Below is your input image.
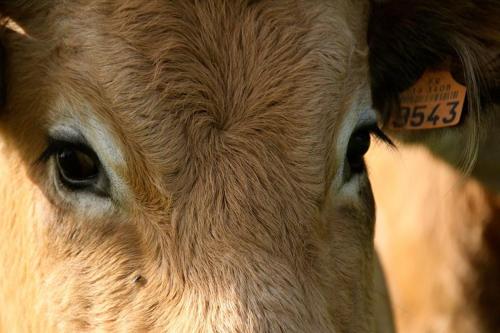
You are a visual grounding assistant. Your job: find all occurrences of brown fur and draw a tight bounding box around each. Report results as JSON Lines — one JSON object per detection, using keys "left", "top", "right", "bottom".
{"left": 0, "top": 1, "right": 388, "bottom": 332}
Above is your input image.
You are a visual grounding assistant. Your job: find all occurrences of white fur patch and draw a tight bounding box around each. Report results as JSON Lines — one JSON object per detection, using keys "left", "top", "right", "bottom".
{"left": 331, "top": 89, "right": 376, "bottom": 198}
{"left": 48, "top": 96, "right": 131, "bottom": 215}
{"left": 6, "top": 19, "right": 27, "bottom": 36}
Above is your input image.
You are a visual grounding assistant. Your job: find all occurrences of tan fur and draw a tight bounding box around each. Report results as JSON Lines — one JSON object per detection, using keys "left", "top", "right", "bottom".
{"left": 368, "top": 125, "right": 500, "bottom": 332}
{"left": 0, "top": 1, "right": 389, "bottom": 332}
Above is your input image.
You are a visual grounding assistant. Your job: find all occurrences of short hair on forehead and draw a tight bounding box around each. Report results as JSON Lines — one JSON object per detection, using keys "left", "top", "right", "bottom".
{"left": 83, "top": 0, "right": 359, "bottom": 125}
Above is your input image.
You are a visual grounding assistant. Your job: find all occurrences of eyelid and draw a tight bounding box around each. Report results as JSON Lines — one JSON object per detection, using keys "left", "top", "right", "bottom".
{"left": 35, "top": 137, "right": 98, "bottom": 165}
{"left": 353, "top": 109, "right": 393, "bottom": 147}
{"left": 353, "top": 122, "right": 395, "bottom": 148}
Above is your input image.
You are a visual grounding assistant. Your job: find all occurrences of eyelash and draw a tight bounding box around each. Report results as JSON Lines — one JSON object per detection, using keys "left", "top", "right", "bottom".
{"left": 368, "top": 126, "right": 395, "bottom": 147}
{"left": 35, "top": 138, "right": 97, "bottom": 165}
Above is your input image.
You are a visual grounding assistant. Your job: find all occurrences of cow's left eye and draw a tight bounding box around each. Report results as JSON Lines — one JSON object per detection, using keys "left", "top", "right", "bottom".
{"left": 346, "top": 125, "right": 393, "bottom": 175}
{"left": 347, "top": 127, "right": 371, "bottom": 174}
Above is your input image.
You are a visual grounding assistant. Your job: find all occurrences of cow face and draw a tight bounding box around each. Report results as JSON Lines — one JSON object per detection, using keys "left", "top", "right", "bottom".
{"left": 0, "top": 1, "right": 380, "bottom": 332}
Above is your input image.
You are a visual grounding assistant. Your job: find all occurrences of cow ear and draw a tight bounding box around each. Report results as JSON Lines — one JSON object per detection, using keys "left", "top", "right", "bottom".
{"left": 0, "top": 38, "right": 5, "bottom": 107}
{"left": 369, "top": 0, "right": 500, "bottom": 128}
{"left": 0, "top": 1, "right": 52, "bottom": 107}
{"left": 0, "top": 1, "right": 50, "bottom": 23}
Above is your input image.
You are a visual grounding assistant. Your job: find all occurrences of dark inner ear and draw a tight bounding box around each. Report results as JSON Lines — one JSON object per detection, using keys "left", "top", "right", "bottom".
{"left": 0, "top": 0, "right": 58, "bottom": 87}
{"left": 368, "top": 0, "right": 500, "bottom": 122}
{"left": 0, "top": 39, "right": 4, "bottom": 106}
{"left": 0, "top": 1, "right": 49, "bottom": 109}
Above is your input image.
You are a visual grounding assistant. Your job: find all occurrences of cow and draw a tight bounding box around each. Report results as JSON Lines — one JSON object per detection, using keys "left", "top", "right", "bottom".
{"left": 0, "top": 0, "right": 497, "bottom": 332}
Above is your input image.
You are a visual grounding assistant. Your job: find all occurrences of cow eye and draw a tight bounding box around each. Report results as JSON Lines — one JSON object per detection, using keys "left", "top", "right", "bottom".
{"left": 347, "top": 127, "right": 371, "bottom": 174}
{"left": 39, "top": 139, "right": 106, "bottom": 193}
{"left": 346, "top": 125, "right": 393, "bottom": 175}
{"left": 56, "top": 144, "right": 99, "bottom": 188}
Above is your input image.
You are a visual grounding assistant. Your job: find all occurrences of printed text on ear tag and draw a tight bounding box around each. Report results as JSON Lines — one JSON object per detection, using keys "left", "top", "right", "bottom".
{"left": 389, "top": 70, "right": 467, "bottom": 130}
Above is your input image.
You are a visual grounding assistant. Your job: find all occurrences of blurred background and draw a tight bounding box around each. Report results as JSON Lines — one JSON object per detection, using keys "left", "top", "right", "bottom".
{"left": 367, "top": 134, "right": 500, "bottom": 333}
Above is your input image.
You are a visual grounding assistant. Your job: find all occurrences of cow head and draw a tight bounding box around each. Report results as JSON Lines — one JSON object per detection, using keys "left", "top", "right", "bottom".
{"left": 0, "top": 1, "right": 381, "bottom": 332}
{"left": 0, "top": 0, "right": 497, "bottom": 332}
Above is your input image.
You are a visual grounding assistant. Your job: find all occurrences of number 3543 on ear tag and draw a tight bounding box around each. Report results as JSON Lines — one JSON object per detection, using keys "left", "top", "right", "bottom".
{"left": 389, "top": 70, "right": 467, "bottom": 130}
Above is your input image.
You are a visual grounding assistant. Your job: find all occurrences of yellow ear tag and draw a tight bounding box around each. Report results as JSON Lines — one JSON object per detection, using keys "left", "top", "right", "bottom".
{"left": 389, "top": 70, "right": 467, "bottom": 130}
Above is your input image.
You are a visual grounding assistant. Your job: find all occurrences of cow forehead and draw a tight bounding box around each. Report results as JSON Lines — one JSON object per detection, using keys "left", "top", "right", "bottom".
{"left": 79, "top": 2, "right": 364, "bottom": 101}
{"left": 51, "top": 0, "right": 368, "bottom": 117}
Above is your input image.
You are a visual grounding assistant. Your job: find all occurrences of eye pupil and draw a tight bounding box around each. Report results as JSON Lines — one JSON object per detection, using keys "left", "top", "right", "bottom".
{"left": 347, "top": 129, "right": 371, "bottom": 173}
{"left": 56, "top": 147, "right": 98, "bottom": 185}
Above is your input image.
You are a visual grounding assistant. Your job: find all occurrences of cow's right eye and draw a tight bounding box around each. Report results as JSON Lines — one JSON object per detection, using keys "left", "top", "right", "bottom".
{"left": 39, "top": 138, "right": 108, "bottom": 195}
{"left": 55, "top": 144, "right": 99, "bottom": 189}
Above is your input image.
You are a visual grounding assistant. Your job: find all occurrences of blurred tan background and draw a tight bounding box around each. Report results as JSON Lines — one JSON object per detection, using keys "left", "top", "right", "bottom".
{"left": 368, "top": 140, "right": 500, "bottom": 333}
